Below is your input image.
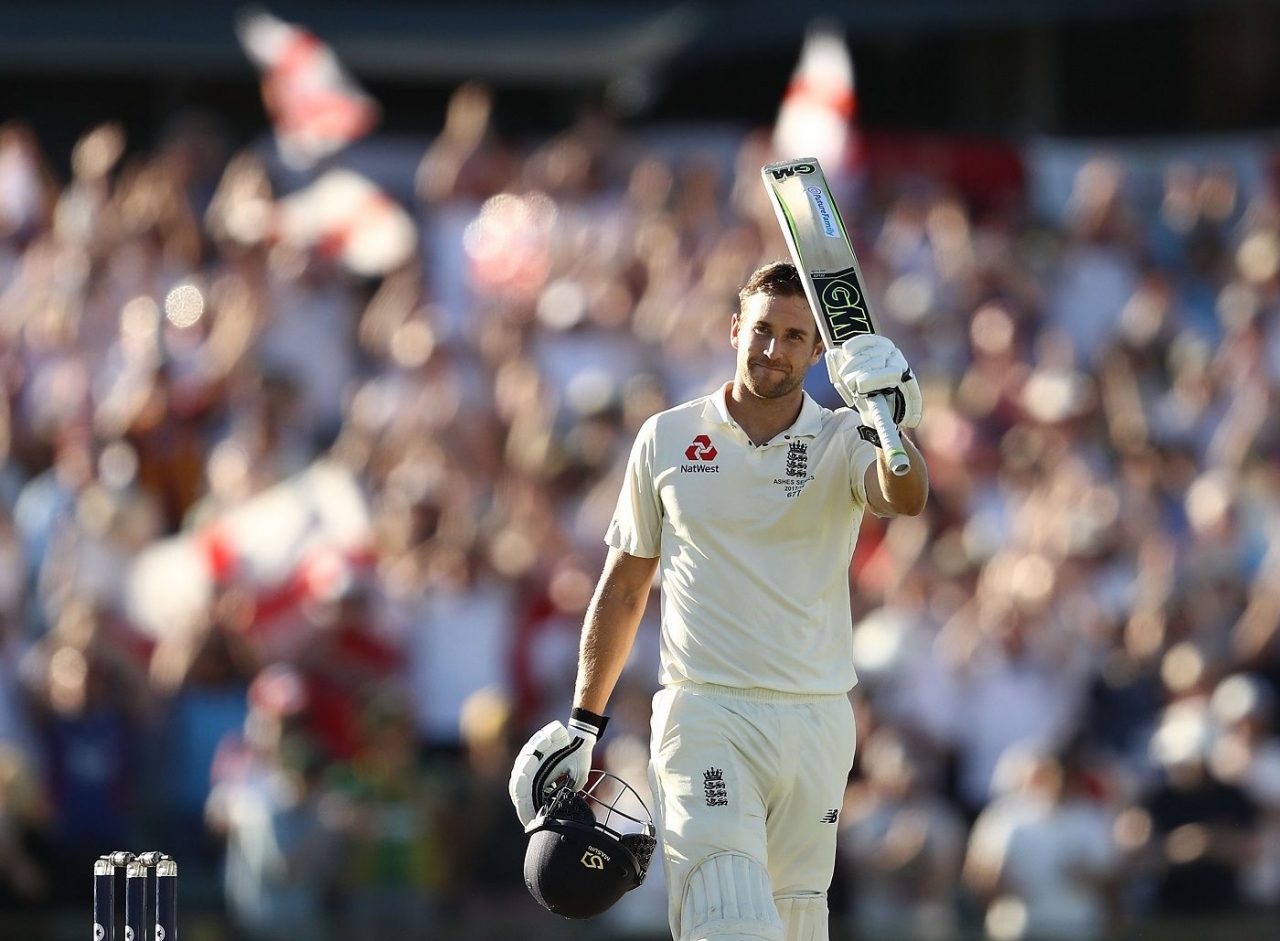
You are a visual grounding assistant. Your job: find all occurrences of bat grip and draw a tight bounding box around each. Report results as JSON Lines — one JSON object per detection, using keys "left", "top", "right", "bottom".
{"left": 869, "top": 394, "right": 911, "bottom": 476}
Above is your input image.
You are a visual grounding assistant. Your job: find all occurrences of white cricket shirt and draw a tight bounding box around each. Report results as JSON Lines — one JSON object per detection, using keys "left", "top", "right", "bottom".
{"left": 605, "top": 383, "right": 878, "bottom": 695}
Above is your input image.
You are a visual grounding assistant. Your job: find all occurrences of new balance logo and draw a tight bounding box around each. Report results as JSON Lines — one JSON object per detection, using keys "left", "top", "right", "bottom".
{"left": 820, "top": 809, "right": 839, "bottom": 824}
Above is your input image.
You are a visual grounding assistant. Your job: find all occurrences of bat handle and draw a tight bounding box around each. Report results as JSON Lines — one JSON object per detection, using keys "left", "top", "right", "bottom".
{"left": 869, "top": 394, "right": 911, "bottom": 476}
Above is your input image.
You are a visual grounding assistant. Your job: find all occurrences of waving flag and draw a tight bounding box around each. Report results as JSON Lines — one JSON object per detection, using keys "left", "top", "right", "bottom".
{"left": 236, "top": 8, "right": 379, "bottom": 170}
{"left": 276, "top": 169, "right": 417, "bottom": 276}
{"left": 125, "top": 460, "right": 375, "bottom": 641}
{"left": 772, "top": 23, "right": 858, "bottom": 174}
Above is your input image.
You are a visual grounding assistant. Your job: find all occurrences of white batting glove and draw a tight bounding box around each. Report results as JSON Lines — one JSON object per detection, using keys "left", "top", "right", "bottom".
{"left": 825, "top": 335, "right": 923, "bottom": 432}
{"left": 509, "top": 709, "right": 607, "bottom": 827}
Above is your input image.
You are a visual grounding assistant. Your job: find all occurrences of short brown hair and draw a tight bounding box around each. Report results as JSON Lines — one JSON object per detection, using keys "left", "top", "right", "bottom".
{"left": 738, "top": 261, "right": 804, "bottom": 308}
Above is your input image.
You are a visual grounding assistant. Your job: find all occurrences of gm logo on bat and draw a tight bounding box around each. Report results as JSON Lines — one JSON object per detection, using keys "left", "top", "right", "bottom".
{"left": 768, "top": 163, "right": 816, "bottom": 179}
{"left": 813, "top": 267, "right": 874, "bottom": 343}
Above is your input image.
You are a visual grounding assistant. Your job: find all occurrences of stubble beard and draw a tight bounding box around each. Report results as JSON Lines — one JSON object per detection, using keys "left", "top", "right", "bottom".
{"left": 742, "top": 361, "right": 804, "bottom": 399}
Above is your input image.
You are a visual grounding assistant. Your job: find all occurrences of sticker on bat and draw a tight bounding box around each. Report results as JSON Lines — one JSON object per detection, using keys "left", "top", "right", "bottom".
{"left": 812, "top": 266, "right": 874, "bottom": 341}
{"left": 804, "top": 185, "right": 842, "bottom": 239}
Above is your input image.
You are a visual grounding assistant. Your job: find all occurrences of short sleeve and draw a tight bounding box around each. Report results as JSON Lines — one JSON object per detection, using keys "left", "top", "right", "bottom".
{"left": 604, "top": 416, "right": 662, "bottom": 558}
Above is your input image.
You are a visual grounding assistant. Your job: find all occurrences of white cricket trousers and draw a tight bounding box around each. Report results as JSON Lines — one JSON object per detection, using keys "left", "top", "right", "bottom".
{"left": 648, "top": 683, "right": 857, "bottom": 941}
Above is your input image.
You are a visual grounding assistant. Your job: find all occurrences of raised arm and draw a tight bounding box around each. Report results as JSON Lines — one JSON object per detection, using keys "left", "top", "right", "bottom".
{"left": 824, "top": 334, "right": 929, "bottom": 517}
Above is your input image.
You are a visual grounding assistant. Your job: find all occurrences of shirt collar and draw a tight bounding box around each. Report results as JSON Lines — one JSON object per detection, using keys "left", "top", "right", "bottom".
{"left": 702, "top": 382, "right": 825, "bottom": 439}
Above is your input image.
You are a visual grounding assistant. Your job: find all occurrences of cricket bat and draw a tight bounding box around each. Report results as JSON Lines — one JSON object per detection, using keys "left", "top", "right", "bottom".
{"left": 760, "top": 157, "right": 910, "bottom": 475}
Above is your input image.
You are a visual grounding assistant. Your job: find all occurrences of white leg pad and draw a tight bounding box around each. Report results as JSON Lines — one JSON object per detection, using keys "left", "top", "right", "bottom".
{"left": 678, "top": 852, "right": 784, "bottom": 941}
{"left": 775, "top": 893, "right": 828, "bottom": 941}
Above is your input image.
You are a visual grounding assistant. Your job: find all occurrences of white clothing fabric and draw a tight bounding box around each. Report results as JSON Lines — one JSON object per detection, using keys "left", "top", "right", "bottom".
{"left": 649, "top": 684, "right": 856, "bottom": 940}
{"left": 408, "top": 576, "right": 513, "bottom": 745}
{"left": 968, "top": 796, "right": 1117, "bottom": 940}
{"left": 605, "top": 384, "right": 877, "bottom": 695}
{"left": 955, "top": 653, "right": 1080, "bottom": 808}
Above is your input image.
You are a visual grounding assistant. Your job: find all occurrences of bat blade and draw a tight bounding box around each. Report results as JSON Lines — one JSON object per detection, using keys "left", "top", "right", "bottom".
{"left": 761, "top": 157, "right": 910, "bottom": 475}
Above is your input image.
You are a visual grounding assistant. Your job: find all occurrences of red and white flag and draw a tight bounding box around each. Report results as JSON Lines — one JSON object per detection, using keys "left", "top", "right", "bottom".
{"left": 275, "top": 168, "right": 418, "bottom": 276}
{"left": 772, "top": 23, "right": 858, "bottom": 174}
{"left": 236, "top": 8, "right": 379, "bottom": 170}
{"left": 125, "top": 460, "right": 375, "bottom": 642}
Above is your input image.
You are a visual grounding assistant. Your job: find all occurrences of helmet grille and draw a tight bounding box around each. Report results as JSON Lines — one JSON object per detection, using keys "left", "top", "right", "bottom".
{"left": 546, "top": 787, "right": 595, "bottom": 827}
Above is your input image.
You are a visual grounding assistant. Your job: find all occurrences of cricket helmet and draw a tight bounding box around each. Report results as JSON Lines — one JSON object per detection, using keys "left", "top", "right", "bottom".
{"left": 523, "top": 769, "right": 658, "bottom": 919}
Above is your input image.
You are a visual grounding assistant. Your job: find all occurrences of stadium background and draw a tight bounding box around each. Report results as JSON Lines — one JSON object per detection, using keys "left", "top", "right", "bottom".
{"left": 1, "top": 1, "right": 1279, "bottom": 939}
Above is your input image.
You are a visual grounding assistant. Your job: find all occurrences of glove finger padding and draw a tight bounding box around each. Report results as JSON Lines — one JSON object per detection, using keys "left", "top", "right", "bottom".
{"left": 840, "top": 335, "right": 908, "bottom": 396}
{"left": 509, "top": 720, "right": 597, "bottom": 827}
{"left": 840, "top": 334, "right": 896, "bottom": 366}
{"left": 827, "top": 337, "right": 923, "bottom": 435}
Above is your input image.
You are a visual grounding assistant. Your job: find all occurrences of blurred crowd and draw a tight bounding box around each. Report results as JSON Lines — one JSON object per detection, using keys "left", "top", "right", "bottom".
{"left": 0, "top": 82, "right": 1278, "bottom": 941}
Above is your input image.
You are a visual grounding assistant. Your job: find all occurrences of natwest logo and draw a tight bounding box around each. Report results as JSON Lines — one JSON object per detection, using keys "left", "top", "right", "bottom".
{"left": 684, "top": 435, "right": 717, "bottom": 461}
{"left": 681, "top": 434, "right": 720, "bottom": 473}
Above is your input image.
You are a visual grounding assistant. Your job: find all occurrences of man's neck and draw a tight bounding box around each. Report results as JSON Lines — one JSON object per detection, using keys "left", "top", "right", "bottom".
{"left": 725, "top": 380, "right": 805, "bottom": 446}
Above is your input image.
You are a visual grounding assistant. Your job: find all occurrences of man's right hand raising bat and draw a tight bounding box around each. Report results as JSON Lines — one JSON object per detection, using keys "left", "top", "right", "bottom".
{"left": 761, "top": 156, "right": 918, "bottom": 474}
{"left": 826, "top": 334, "right": 923, "bottom": 448}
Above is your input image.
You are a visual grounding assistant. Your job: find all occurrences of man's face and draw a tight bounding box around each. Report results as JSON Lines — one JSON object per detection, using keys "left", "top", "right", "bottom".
{"left": 731, "top": 291, "right": 823, "bottom": 400}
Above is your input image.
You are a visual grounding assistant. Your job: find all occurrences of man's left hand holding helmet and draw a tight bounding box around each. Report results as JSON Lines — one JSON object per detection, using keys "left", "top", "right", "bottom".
{"left": 509, "top": 707, "right": 608, "bottom": 827}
